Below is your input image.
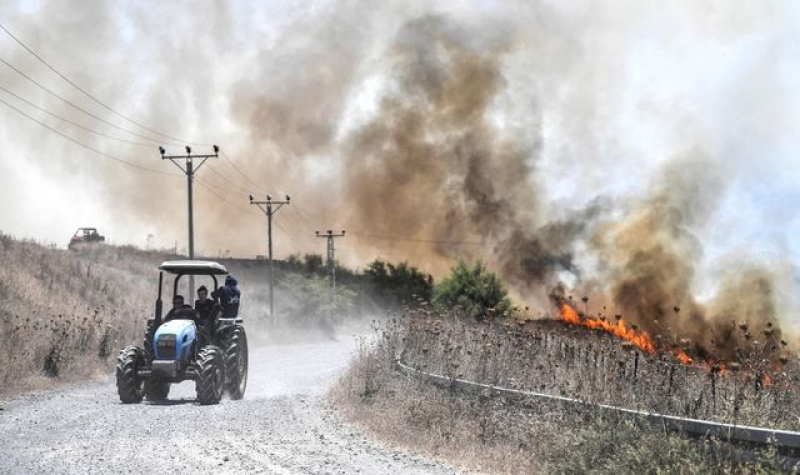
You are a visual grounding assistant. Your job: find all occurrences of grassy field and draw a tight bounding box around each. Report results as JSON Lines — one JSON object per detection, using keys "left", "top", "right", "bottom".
{"left": 332, "top": 309, "right": 799, "bottom": 473}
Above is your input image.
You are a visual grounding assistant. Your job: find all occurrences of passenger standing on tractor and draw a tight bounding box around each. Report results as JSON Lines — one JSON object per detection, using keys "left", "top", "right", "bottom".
{"left": 214, "top": 275, "right": 241, "bottom": 318}
{"left": 195, "top": 286, "right": 216, "bottom": 347}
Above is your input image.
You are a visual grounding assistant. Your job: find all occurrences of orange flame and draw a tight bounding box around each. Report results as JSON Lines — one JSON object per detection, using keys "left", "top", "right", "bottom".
{"left": 676, "top": 351, "right": 693, "bottom": 365}
{"left": 559, "top": 303, "right": 656, "bottom": 353}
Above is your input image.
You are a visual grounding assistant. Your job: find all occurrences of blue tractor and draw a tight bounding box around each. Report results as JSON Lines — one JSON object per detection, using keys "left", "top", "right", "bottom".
{"left": 115, "top": 260, "right": 249, "bottom": 405}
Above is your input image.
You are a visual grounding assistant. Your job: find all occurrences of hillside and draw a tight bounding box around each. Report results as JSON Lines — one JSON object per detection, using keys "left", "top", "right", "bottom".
{"left": 0, "top": 235, "right": 382, "bottom": 397}
{"left": 0, "top": 237, "right": 159, "bottom": 395}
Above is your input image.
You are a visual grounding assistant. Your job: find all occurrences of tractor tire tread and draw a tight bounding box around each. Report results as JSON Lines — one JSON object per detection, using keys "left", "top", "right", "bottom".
{"left": 116, "top": 346, "right": 144, "bottom": 404}
{"left": 223, "top": 326, "right": 248, "bottom": 400}
{"left": 195, "top": 345, "right": 224, "bottom": 405}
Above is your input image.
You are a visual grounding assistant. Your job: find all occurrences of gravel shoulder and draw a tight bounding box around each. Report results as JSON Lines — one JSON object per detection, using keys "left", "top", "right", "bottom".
{"left": 0, "top": 338, "right": 460, "bottom": 475}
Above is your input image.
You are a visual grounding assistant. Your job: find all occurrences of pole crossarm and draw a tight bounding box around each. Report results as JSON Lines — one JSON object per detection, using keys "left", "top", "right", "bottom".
{"left": 249, "top": 195, "right": 290, "bottom": 216}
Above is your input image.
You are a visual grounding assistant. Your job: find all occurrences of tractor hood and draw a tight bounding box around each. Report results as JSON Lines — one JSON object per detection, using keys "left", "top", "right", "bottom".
{"left": 154, "top": 319, "right": 196, "bottom": 361}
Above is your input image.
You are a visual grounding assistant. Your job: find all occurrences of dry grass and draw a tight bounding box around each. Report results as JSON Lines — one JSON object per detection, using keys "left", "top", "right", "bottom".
{"left": 0, "top": 237, "right": 167, "bottom": 397}
{"left": 332, "top": 310, "right": 800, "bottom": 474}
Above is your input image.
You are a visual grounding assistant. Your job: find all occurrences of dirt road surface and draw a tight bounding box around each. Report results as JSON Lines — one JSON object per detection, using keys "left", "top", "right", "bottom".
{"left": 0, "top": 338, "right": 460, "bottom": 475}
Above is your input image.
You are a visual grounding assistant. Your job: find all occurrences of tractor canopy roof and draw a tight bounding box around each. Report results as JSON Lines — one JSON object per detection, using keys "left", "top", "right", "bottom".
{"left": 158, "top": 260, "right": 228, "bottom": 276}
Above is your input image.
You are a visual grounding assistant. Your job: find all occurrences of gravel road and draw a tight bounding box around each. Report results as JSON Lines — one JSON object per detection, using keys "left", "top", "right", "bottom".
{"left": 0, "top": 338, "right": 460, "bottom": 475}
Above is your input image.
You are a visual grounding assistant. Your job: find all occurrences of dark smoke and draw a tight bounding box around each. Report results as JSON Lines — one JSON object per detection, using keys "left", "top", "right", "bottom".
{"left": 1, "top": 2, "right": 792, "bottom": 357}
{"left": 339, "top": 15, "right": 580, "bottom": 285}
{"left": 584, "top": 151, "right": 782, "bottom": 360}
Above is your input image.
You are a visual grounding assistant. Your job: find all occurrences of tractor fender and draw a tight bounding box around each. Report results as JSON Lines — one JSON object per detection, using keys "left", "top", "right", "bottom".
{"left": 154, "top": 319, "right": 197, "bottom": 361}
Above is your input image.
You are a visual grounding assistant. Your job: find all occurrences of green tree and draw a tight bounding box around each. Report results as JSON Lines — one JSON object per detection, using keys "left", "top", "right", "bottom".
{"left": 303, "top": 253, "right": 324, "bottom": 275}
{"left": 433, "top": 260, "right": 512, "bottom": 321}
{"left": 277, "top": 273, "right": 356, "bottom": 334}
{"left": 365, "top": 258, "right": 433, "bottom": 309}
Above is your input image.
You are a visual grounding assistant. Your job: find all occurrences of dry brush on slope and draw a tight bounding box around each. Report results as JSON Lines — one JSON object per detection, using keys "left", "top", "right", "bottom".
{"left": 0, "top": 237, "right": 164, "bottom": 396}
{"left": 332, "top": 310, "right": 800, "bottom": 473}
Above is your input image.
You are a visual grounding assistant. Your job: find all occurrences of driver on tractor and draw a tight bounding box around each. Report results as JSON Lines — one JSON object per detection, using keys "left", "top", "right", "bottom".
{"left": 165, "top": 295, "right": 195, "bottom": 322}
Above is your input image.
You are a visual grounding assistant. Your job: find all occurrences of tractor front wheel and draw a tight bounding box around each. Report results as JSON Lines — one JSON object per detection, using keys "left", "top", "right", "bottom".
{"left": 116, "top": 346, "right": 145, "bottom": 404}
{"left": 144, "top": 380, "right": 170, "bottom": 401}
{"left": 195, "top": 346, "right": 224, "bottom": 405}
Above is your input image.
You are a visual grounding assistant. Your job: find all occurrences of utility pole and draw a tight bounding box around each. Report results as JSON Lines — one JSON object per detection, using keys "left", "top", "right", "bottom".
{"left": 249, "top": 193, "right": 290, "bottom": 322}
{"left": 160, "top": 145, "right": 219, "bottom": 295}
{"left": 315, "top": 230, "right": 345, "bottom": 296}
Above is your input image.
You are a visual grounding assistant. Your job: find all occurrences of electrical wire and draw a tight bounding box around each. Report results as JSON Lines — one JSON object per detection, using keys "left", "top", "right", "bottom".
{"left": 347, "top": 231, "right": 486, "bottom": 246}
{"left": 0, "top": 23, "right": 476, "bottom": 263}
{"left": 0, "top": 84, "right": 154, "bottom": 147}
{"left": 0, "top": 95, "right": 176, "bottom": 176}
{"left": 0, "top": 21, "right": 209, "bottom": 146}
{"left": 220, "top": 150, "right": 265, "bottom": 190}
{"left": 206, "top": 160, "right": 257, "bottom": 195}
{"left": 0, "top": 56, "right": 174, "bottom": 145}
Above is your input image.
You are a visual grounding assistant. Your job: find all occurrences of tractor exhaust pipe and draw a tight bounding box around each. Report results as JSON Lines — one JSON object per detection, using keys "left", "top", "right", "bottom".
{"left": 155, "top": 271, "right": 164, "bottom": 325}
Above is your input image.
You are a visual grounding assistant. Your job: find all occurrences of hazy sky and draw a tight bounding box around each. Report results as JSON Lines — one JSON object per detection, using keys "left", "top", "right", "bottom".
{"left": 0, "top": 0, "right": 797, "bottom": 288}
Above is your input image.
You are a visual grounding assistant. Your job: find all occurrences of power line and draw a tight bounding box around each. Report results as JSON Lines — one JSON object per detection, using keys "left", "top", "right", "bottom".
{"left": 0, "top": 95, "right": 176, "bottom": 176}
{"left": 194, "top": 175, "right": 242, "bottom": 197}
{"left": 347, "top": 231, "right": 486, "bottom": 246}
{"left": 194, "top": 180, "right": 251, "bottom": 212}
{"left": 201, "top": 181, "right": 294, "bottom": 239}
{"left": 0, "top": 84, "right": 153, "bottom": 147}
{"left": 291, "top": 204, "right": 317, "bottom": 232}
{"left": 206, "top": 160, "right": 257, "bottom": 195}
{"left": 220, "top": 150, "right": 264, "bottom": 190}
{"left": 0, "top": 56, "right": 172, "bottom": 145}
{"left": 0, "top": 21, "right": 207, "bottom": 146}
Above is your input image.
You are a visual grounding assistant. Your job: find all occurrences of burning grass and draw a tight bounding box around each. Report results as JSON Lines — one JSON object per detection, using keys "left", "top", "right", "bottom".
{"left": 332, "top": 307, "right": 800, "bottom": 473}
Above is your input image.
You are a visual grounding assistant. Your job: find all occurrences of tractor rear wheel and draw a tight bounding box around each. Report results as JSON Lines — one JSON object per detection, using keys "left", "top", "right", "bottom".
{"left": 223, "top": 326, "right": 248, "bottom": 400}
{"left": 195, "top": 346, "right": 224, "bottom": 405}
{"left": 116, "top": 346, "right": 144, "bottom": 404}
{"left": 144, "top": 380, "right": 170, "bottom": 401}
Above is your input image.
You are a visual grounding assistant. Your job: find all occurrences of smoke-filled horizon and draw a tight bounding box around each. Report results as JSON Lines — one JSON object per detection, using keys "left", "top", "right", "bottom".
{"left": 1, "top": 1, "right": 799, "bottom": 345}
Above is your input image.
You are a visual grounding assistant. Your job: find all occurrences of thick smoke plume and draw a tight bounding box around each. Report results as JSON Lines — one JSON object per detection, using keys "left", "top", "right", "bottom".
{"left": 585, "top": 151, "right": 782, "bottom": 360}
{"left": 1, "top": 1, "right": 795, "bottom": 357}
{"left": 339, "top": 15, "right": 576, "bottom": 285}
